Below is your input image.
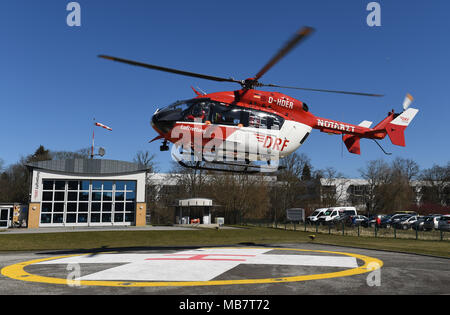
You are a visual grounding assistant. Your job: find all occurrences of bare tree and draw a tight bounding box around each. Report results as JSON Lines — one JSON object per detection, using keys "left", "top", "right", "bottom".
{"left": 50, "top": 147, "right": 91, "bottom": 160}
{"left": 358, "top": 158, "right": 420, "bottom": 214}
{"left": 318, "top": 167, "right": 350, "bottom": 207}
{"left": 133, "top": 150, "right": 157, "bottom": 172}
{"left": 270, "top": 153, "right": 317, "bottom": 223}
{"left": 391, "top": 157, "right": 420, "bottom": 182}
{"left": 420, "top": 162, "right": 450, "bottom": 206}
{"left": 208, "top": 172, "right": 270, "bottom": 224}
{"left": 279, "top": 153, "right": 311, "bottom": 180}
{"left": 358, "top": 159, "right": 391, "bottom": 214}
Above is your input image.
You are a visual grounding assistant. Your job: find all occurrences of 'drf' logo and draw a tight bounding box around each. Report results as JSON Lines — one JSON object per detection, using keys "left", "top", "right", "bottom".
{"left": 255, "top": 134, "right": 290, "bottom": 152}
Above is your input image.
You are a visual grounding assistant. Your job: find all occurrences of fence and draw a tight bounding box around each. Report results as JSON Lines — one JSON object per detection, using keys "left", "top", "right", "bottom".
{"left": 242, "top": 220, "right": 450, "bottom": 241}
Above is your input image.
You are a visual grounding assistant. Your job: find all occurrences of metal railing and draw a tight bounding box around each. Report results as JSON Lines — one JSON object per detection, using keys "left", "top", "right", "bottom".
{"left": 242, "top": 220, "right": 449, "bottom": 241}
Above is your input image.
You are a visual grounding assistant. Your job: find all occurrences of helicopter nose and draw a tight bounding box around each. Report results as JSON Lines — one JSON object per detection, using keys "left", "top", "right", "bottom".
{"left": 151, "top": 109, "right": 181, "bottom": 134}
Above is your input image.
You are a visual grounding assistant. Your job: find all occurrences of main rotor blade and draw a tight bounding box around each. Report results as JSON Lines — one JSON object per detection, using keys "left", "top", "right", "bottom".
{"left": 98, "top": 55, "right": 240, "bottom": 84}
{"left": 259, "top": 83, "right": 384, "bottom": 97}
{"left": 254, "top": 26, "right": 315, "bottom": 81}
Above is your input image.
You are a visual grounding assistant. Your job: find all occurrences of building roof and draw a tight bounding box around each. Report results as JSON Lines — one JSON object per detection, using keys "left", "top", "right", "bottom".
{"left": 178, "top": 198, "right": 213, "bottom": 207}
{"left": 26, "top": 159, "right": 150, "bottom": 175}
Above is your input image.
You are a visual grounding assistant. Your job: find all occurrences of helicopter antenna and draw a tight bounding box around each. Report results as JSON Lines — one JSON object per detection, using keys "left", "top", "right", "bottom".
{"left": 196, "top": 86, "right": 207, "bottom": 95}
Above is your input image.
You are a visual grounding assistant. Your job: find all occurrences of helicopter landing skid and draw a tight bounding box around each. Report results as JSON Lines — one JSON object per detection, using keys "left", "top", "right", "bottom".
{"left": 173, "top": 155, "right": 283, "bottom": 174}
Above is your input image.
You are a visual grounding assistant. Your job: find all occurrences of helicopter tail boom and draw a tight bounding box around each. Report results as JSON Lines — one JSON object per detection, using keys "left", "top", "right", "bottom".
{"left": 341, "top": 107, "right": 418, "bottom": 154}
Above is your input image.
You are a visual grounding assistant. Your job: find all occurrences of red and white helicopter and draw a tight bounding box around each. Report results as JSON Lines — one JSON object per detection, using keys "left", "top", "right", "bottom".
{"left": 99, "top": 27, "right": 418, "bottom": 173}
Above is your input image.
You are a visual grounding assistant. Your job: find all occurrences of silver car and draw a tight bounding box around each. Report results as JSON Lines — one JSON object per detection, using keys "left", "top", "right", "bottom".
{"left": 396, "top": 215, "right": 418, "bottom": 230}
{"left": 438, "top": 215, "right": 450, "bottom": 232}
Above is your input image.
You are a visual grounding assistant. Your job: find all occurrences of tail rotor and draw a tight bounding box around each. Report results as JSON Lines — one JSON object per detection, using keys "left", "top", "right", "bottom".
{"left": 402, "top": 93, "right": 414, "bottom": 111}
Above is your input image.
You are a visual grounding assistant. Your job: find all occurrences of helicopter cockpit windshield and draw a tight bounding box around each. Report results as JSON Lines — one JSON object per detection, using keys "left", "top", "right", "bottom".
{"left": 153, "top": 98, "right": 286, "bottom": 134}
{"left": 162, "top": 99, "right": 192, "bottom": 113}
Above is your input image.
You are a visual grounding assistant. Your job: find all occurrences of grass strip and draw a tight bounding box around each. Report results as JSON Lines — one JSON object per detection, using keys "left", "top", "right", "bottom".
{"left": 0, "top": 227, "right": 448, "bottom": 258}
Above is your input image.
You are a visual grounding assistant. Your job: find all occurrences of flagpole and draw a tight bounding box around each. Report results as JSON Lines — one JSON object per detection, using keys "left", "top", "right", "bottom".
{"left": 91, "top": 118, "right": 95, "bottom": 159}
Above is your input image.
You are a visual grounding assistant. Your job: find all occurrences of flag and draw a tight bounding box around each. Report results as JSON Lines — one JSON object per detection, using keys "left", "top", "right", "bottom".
{"left": 95, "top": 122, "right": 112, "bottom": 131}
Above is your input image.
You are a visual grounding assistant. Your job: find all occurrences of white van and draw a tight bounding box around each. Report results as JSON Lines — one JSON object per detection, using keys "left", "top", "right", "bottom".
{"left": 318, "top": 207, "right": 357, "bottom": 224}
{"left": 307, "top": 208, "right": 327, "bottom": 223}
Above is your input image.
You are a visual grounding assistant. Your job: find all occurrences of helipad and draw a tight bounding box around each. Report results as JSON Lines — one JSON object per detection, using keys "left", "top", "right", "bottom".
{"left": 1, "top": 247, "right": 383, "bottom": 287}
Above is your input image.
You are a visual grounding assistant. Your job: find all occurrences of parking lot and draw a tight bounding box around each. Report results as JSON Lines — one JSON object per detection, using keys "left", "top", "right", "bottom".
{"left": 260, "top": 212, "right": 450, "bottom": 242}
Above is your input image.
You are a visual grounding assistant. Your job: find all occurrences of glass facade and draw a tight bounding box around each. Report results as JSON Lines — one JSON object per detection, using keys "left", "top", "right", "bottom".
{"left": 40, "top": 180, "right": 136, "bottom": 226}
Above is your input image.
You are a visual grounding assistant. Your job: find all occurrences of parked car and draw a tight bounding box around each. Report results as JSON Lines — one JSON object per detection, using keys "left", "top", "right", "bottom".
{"left": 394, "top": 215, "right": 418, "bottom": 230}
{"left": 394, "top": 211, "right": 418, "bottom": 216}
{"left": 330, "top": 214, "right": 365, "bottom": 226}
{"left": 379, "top": 215, "right": 393, "bottom": 228}
{"left": 380, "top": 214, "right": 410, "bottom": 228}
{"left": 361, "top": 215, "right": 384, "bottom": 228}
{"left": 437, "top": 215, "right": 450, "bottom": 232}
{"left": 318, "top": 207, "right": 357, "bottom": 225}
{"left": 330, "top": 214, "right": 351, "bottom": 226}
{"left": 423, "top": 215, "right": 442, "bottom": 231}
{"left": 350, "top": 215, "right": 368, "bottom": 226}
{"left": 307, "top": 208, "right": 327, "bottom": 224}
{"left": 411, "top": 216, "right": 427, "bottom": 231}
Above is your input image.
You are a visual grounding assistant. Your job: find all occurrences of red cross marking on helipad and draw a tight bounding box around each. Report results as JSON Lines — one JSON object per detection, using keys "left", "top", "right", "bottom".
{"left": 145, "top": 254, "right": 256, "bottom": 261}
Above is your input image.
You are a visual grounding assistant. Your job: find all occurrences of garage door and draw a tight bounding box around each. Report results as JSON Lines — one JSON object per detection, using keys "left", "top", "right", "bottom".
{"left": 40, "top": 180, "right": 136, "bottom": 227}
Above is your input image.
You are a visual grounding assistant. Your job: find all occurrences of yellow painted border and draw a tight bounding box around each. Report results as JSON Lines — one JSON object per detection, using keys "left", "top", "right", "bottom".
{"left": 1, "top": 247, "right": 383, "bottom": 287}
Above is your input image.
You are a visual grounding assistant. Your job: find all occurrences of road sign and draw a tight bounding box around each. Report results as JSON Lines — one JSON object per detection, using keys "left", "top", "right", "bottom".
{"left": 286, "top": 208, "right": 305, "bottom": 222}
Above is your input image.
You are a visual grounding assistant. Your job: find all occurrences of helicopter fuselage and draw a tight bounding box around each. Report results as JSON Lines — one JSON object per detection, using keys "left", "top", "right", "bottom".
{"left": 151, "top": 89, "right": 344, "bottom": 161}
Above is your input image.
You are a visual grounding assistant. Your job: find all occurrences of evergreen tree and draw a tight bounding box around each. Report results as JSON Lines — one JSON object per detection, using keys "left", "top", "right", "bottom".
{"left": 27, "top": 145, "right": 51, "bottom": 163}
{"left": 301, "top": 163, "right": 312, "bottom": 181}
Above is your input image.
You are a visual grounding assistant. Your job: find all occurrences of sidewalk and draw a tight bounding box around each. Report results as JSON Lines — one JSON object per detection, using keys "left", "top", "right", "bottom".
{"left": 0, "top": 224, "right": 237, "bottom": 234}
{"left": 0, "top": 225, "right": 198, "bottom": 234}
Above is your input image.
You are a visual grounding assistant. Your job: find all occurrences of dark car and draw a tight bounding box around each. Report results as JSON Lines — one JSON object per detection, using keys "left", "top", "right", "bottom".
{"left": 362, "top": 215, "right": 384, "bottom": 228}
{"left": 411, "top": 216, "right": 427, "bottom": 231}
{"left": 351, "top": 215, "right": 368, "bottom": 226}
{"left": 423, "top": 215, "right": 442, "bottom": 231}
{"left": 379, "top": 214, "right": 394, "bottom": 228}
{"left": 330, "top": 214, "right": 351, "bottom": 226}
{"left": 380, "top": 214, "right": 411, "bottom": 228}
{"left": 438, "top": 215, "right": 450, "bottom": 232}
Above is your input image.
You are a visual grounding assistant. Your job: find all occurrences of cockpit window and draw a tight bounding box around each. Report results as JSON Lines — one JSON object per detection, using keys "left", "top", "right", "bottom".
{"left": 184, "top": 101, "right": 211, "bottom": 123}
{"left": 247, "top": 110, "right": 282, "bottom": 130}
{"left": 166, "top": 98, "right": 285, "bottom": 129}
{"left": 211, "top": 103, "right": 284, "bottom": 129}
{"left": 164, "top": 100, "right": 192, "bottom": 112}
{"left": 211, "top": 104, "right": 245, "bottom": 126}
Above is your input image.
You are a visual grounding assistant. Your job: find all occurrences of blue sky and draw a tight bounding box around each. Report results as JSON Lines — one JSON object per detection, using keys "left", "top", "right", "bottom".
{"left": 1, "top": 0, "right": 449, "bottom": 177}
